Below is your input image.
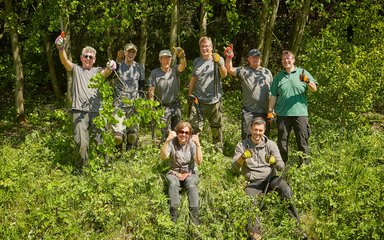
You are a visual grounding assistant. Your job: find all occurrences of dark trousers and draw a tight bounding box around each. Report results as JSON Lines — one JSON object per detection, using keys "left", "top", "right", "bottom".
{"left": 241, "top": 109, "right": 270, "bottom": 140}
{"left": 72, "top": 111, "right": 102, "bottom": 170}
{"left": 245, "top": 176, "right": 300, "bottom": 234}
{"left": 189, "top": 101, "right": 223, "bottom": 150}
{"left": 276, "top": 116, "right": 311, "bottom": 164}
{"left": 161, "top": 102, "right": 181, "bottom": 142}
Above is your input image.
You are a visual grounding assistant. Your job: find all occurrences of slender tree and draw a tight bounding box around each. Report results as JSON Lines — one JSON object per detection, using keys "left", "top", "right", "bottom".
{"left": 42, "top": 32, "right": 63, "bottom": 100}
{"left": 4, "top": 0, "right": 27, "bottom": 124}
{"left": 170, "top": 0, "right": 179, "bottom": 49}
{"left": 199, "top": 0, "right": 209, "bottom": 37}
{"left": 290, "top": 0, "right": 311, "bottom": 54}
{"left": 138, "top": 8, "right": 148, "bottom": 68}
{"left": 257, "top": 1, "right": 268, "bottom": 52}
{"left": 262, "top": 0, "right": 280, "bottom": 67}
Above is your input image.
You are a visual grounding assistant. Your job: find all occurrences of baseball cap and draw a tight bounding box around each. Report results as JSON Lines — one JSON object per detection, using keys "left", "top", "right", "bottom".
{"left": 124, "top": 43, "right": 137, "bottom": 51}
{"left": 248, "top": 49, "right": 261, "bottom": 57}
{"left": 159, "top": 50, "right": 172, "bottom": 58}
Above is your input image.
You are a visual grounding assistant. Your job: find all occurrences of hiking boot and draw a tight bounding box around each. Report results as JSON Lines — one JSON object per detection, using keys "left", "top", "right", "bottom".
{"left": 189, "top": 207, "right": 200, "bottom": 225}
{"left": 247, "top": 231, "right": 262, "bottom": 240}
{"left": 170, "top": 207, "right": 178, "bottom": 222}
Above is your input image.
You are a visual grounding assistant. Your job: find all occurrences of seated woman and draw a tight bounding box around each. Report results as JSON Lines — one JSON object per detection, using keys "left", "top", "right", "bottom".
{"left": 160, "top": 121, "right": 203, "bottom": 224}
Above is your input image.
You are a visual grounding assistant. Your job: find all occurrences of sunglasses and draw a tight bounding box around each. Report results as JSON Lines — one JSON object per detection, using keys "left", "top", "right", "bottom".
{"left": 178, "top": 130, "right": 190, "bottom": 135}
{"left": 82, "top": 55, "right": 94, "bottom": 60}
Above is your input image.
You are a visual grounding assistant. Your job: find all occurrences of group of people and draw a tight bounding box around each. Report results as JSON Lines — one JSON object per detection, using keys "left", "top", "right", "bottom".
{"left": 55, "top": 34, "right": 316, "bottom": 239}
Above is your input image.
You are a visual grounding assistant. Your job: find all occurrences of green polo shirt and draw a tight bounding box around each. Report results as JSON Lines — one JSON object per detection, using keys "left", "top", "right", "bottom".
{"left": 270, "top": 67, "right": 317, "bottom": 116}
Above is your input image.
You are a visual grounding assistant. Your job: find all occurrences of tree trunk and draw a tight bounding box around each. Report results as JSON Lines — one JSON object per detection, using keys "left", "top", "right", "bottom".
{"left": 170, "top": 0, "right": 179, "bottom": 49}
{"left": 43, "top": 32, "right": 63, "bottom": 100}
{"left": 61, "top": 10, "right": 73, "bottom": 106}
{"left": 257, "top": 0, "right": 268, "bottom": 51}
{"left": 262, "top": 0, "right": 280, "bottom": 68}
{"left": 290, "top": 0, "right": 311, "bottom": 55}
{"left": 5, "top": 0, "right": 27, "bottom": 124}
{"left": 106, "top": 28, "right": 113, "bottom": 60}
{"left": 138, "top": 15, "right": 148, "bottom": 69}
{"left": 199, "top": 0, "right": 209, "bottom": 37}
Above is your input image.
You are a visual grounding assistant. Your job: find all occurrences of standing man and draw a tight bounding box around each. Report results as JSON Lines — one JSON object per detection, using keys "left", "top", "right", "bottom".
{"left": 148, "top": 48, "right": 187, "bottom": 143}
{"left": 269, "top": 50, "right": 317, "bottom": 164}
{"left": 225, "top": 47, "right": 273, "bottom": 139}
{"left": 232, "top": 117, "right": 303, "bottom": 240}
{"left": 113, "top": 43, "right": 145, "bottom": 151}
{"left": 188, "top": 36, "right": 227, "bottom": 152}
{"left": 55, "top": 34, "right": 116, "bottom": 172}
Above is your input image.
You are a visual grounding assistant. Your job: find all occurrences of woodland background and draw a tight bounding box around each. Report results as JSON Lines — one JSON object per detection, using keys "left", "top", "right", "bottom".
{"left": 0, "top": 0, "right": 383, "bottom": 239}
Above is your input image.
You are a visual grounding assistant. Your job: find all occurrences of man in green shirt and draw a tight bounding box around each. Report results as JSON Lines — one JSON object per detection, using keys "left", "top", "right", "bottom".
{"left": 269, "top": 50, "right": 317, "bottom": 165}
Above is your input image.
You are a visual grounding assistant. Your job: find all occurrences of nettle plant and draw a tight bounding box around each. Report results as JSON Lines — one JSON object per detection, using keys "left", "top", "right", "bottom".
{"left": 89, "top": 72, "right": 165, "bottom": 159}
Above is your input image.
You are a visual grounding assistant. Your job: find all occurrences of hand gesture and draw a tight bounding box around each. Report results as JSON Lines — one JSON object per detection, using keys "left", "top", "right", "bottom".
{"left": 55, "top": 34, "right": 65, "bottom": 50}
{"left": 106, "top": 60, "right": 117, "bottom": 71}
{"left": 212, "top": 53, "right": 224, "bottom": 66}
{"left": 299, "top": 70, "right": 310, "bottom": 83}
{"left": 266, "top": 155, "right": 276, "bottom": 165}
{"left": 266, "top": 110, "right": 276, "bottom": 123}
{"left": 116, "top": 50, "right": 124, "bottom": 63}
{"left": 188, "top": 95, "right": 198, "bottom": 105}
{"left": 224, "top": 44, "right": 234, "bottom": 59}
{"left": 191, "top": 134, "right": 200, "bottom": 146}
{"left": 178, "top": 172, "right": 191, "bottom": 181}
{"left": 172, "top": 47, "right": 185, "bottom": 59}
{"left": 166, "top": 130, "right": 177, "bottom": 141}
{"left": 242, "top": 149, "right": 252, "bottom": 159}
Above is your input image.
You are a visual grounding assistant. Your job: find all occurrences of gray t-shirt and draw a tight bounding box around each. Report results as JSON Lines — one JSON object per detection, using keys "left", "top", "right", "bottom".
{"left": 192, "top": 57, "right": 223, "bottom": 104}
{"left": 71, "top": 64, "right": 102, "bottom": 113}
{"left": 114, "top": 61, "right": 145, "bottom": 107}
{"left": 235, "top": 66, "right": 273, "bottom": 113}
{"left": 167, "top": 139, "right": 197, "bottom": 173}
{"left": 148, "top": 65, "right": 180, "bottom": 105}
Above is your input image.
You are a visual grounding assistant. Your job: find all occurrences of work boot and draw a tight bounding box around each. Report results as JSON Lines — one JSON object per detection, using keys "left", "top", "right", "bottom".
{"left": 189, "top": 207, "right": 200, "bottom": 225}
{"left": 247, "top": 222, "right": 262, "bottom": 240}
{"left": 170, "top": 207, "right": 178, "bottom": 222}
{"left": 247, "top": 231, "right": 262, "bottom": 240}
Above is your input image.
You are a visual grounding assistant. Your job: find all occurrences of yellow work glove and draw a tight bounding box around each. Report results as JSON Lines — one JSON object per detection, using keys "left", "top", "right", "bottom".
{"left": 212, "top": 53, "right": 224, "bottom": 66}
{"left": 266, "top": 155, "right": 276, "bottom": 165}
{"left": 172, "top": 47, "right": 185, "bottom": 59}
{"left": 242, "top": 149, "right": 252, "bottom": 159}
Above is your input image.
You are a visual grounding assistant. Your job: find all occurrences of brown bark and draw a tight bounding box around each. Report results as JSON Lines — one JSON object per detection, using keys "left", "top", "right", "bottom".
{"left": 170, "top": 0, "right": 179, "bottom": 49}
{"left": 43, "top": 32, "right": 63, "bottom": 100}
{"left": 290, "top": 0, "right": 311, "bottom": 55}
{"left": 199, "top": 0, "right": 209, "bottom": 38}
{"left": 262, "top": 0, "right": 280, "bottom": 68}
{"left": 138, "top": 15, "right": 148, "bottom": 68}
{"left": 61, "top": 12, "right": 73, "bottom": 106}
{"left": 5, "top": 0, "right": 27, "bottom": 124}
{"left": 257, "top": 1, "right": 268, "bottom": 51}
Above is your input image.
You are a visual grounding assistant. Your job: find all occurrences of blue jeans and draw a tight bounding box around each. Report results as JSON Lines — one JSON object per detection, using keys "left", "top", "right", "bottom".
{"left": 166, "top": 172, "right": 199, "bottom": 208}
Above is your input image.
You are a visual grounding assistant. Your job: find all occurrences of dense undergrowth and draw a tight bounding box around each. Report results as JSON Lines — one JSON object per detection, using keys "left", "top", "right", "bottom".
{"left": 0, "top": 93, "right": 383, "bottom": 240}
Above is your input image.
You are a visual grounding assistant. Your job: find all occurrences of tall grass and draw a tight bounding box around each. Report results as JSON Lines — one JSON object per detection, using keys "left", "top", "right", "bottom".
{"left": 0, "top": 95, "right": 383, "bottom": 239}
